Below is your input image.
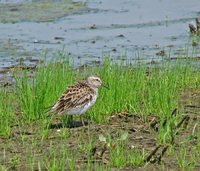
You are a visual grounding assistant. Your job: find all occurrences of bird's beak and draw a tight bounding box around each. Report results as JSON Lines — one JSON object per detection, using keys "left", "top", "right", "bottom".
{"left": 102, "top": 83, "right": 109, "bottom": 90}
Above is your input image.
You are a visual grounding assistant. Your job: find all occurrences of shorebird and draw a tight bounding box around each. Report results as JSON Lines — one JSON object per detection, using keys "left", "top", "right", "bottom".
{"left": 48, "top": 75, "right": 108, "bottom": 126}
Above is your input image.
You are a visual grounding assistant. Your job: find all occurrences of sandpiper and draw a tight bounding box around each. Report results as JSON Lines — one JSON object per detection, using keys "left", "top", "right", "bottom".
{"left": 48, "top": 76, "right": 108, "bottom": 126}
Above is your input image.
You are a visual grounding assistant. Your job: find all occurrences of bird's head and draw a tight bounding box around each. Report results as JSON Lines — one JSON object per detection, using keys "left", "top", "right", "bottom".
{"left": 87, "top": 76, "right": 109, "bottom": 89}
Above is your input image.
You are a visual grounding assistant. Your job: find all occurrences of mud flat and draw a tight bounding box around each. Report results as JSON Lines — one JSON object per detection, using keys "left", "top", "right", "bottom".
{"left": 1, "top": 0, "right": 200, "bottom": 71}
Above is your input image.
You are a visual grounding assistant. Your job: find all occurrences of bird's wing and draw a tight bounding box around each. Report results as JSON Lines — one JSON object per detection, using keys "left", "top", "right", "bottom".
{"left": 51, "top": 82, "right": 94, "bottom": 115}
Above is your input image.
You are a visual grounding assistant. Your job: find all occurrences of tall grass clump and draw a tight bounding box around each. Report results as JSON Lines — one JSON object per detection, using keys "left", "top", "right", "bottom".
{"left": 15, "top": 52, "right": 75, "bottom": 120}
{"left": 15, "top": 52, "right": 200, "bottom": 122}
{"left": 89, "top": 58, "right": 200, "bottom": 122}
{"left": 0, "top": 88, "right": 15, "bottom": 137}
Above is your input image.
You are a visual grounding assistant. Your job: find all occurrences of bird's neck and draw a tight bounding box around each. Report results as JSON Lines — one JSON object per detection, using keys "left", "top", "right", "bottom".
{"left": 79, "top": 80, "right": 98, "bottom": 94}
{"left": 89, "top": 85, "right": 98, "bottom": 94}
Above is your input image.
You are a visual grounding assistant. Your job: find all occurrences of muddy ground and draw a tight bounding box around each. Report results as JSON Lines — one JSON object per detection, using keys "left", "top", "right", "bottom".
{"left": 0, "top": 88, "right": 199, "bottom": 170}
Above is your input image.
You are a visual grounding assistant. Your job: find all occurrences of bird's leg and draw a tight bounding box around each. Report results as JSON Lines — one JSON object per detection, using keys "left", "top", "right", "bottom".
{"left": 71, "top": 115, "right": 75, "bottom": 127}
{"left": 68, "top": 115, "right": 73, "bottom": 127}
{"left": 80, "top": 115, "right": 85, "bottom": 126}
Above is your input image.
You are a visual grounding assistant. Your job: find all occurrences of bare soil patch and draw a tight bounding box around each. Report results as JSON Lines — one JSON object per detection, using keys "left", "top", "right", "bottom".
{"left": 0, "top": 89, "right": 200, "bottom": 170}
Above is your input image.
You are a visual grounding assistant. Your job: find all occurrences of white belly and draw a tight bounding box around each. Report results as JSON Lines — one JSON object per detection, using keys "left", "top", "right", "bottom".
{"left": 66, "top": 95, "right": 97, "bottom": 115}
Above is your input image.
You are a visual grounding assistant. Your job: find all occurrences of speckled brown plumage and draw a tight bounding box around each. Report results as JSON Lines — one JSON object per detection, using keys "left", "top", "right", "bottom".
{"left": 49, "top": 76, "right": 106, "bottom": 121}
{"left": 52, "top": 81, "right": 96, "bottom": 115}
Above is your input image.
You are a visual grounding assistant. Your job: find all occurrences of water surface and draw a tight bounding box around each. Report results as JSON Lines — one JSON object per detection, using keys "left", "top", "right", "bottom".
{"left": 0, "top": 0, "right": 200, "bottom": 70}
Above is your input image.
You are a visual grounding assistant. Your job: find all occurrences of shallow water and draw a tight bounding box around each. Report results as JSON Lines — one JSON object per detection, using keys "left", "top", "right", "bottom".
{"left": 0, "top": 0, "right": 200, "bottom": 70}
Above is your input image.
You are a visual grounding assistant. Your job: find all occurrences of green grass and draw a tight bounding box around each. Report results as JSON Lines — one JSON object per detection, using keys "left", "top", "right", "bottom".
{"left": 14, "top": 54, "right": 200, "bottom": 123}
{"left": 0, "top": 88, "right": 15, "bottom": 137}
{"left": 0, "top": 52, "right": 200, "bottom": 170}
{"left": 15, "top": 54, "right": 74, "bottom": 120}
{"left": 109, "top": 135, "right": 144, "bottom": 167}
